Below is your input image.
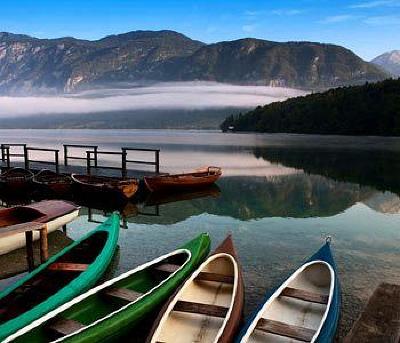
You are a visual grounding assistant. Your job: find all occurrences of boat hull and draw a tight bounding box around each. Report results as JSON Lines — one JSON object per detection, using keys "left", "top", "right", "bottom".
{"left": 0, "top": 213, "right": 120, "bottom": 341}
{"left": 72, "top": 174, "right": 139, "bottom": 201}
{"left": 148, "top": 235, "right": 244, "bottom": 343}
{"left": 6, "top": 233, "right": 211, "bottom": 343}
{"left": 0, "top": 200, "right": 80, "bottom": 255}
{"left": 144, "top": 167, "right": 222, "bottom": 192}
{"left": 236, "top": 242, "right": 341, "bottom": 343}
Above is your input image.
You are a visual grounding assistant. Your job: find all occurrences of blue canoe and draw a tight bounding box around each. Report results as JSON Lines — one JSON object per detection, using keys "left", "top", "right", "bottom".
{"left": 237, "top": 240, "right": 341, "bottom": 343}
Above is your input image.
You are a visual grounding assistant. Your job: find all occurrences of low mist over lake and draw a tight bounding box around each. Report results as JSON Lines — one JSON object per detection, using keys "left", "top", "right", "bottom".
{"left": 0, "top": 82, "right": 306, "bottom": 129}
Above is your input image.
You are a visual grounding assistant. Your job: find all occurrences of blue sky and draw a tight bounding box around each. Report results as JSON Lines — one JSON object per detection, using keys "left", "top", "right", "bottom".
{"left": 1, "top": 0, "right": 399, "bottom": 60}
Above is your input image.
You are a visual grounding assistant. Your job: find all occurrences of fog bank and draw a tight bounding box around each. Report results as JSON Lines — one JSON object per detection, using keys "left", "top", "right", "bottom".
{"left": 0, "top": 82, "right": 306, "bottom": 118}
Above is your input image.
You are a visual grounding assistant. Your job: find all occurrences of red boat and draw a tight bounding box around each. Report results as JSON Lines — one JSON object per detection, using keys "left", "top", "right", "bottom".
{"left": 144, "top": 166, "right": 222, "bottom": 192}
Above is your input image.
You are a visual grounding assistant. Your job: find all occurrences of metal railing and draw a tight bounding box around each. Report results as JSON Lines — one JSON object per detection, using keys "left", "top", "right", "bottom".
{"left": 24, "top": 147, "right": 60, "bottom": 173}
{"left": 64, "top": 144, "right": 98, "bottom": 167}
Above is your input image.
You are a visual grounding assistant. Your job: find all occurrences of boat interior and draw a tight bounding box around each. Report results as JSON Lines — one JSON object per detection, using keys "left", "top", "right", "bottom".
{"left": 0, "top": 207, "right": 44, "bottom": 228}
{"left": 35, "top": 170, "right": 72, "bottom": 184}
{"left": 0, "top": 168, "right": 33, "bottom": 181}
{"left": 246, "top": 262, "right": 332, "bottom": 343}
{"left": 0, "top": 231, "right": 108, "bottom": 325}
{"left": 152, "top": 254, "right": 236, "bottom": 343}
{"left": 14, "top": 251, "right": 190, "bottom": 342}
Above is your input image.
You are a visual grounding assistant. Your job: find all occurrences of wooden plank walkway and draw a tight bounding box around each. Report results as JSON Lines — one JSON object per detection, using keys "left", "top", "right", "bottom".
{"left": 344, "top": 282, "right": 400, "bottom": 343}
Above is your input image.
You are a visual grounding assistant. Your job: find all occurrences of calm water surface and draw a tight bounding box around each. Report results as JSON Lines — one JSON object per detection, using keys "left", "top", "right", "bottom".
{"left": 1, "top": 129, "right": 400, "bottom": 340}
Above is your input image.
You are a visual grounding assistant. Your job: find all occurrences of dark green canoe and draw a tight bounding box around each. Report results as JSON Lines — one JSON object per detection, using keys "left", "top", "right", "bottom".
{"left": 6, "top": 233, "right": 210, "bottom": 343}
{"left": 0, "top": 213, "right": 120, "bottom": 342}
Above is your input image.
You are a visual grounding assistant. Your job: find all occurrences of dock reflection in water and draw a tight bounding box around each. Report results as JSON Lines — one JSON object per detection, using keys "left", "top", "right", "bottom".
{"left": 0, "top": 130, "right": 400, "bottom": 340}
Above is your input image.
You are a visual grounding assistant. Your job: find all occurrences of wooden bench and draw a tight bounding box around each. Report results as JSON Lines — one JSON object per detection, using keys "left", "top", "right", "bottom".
{"left": 48, "top": 263, "right": 89, "bottom": 272}
{"left": 281, "top": 287, "right": 329, "bottom": 305}
{"left": 256, "top": 318, "right": 316, "bottom": 342}
{"left": 173, "top": 300, "right": 228, "bottom": 318}
{"left": 195, "top": 272, "right": 234, "bottom": 284}
{"left": 103, "top": 287, "right": 143, "bottom": 302}
{"left": 48, "top": 318, "right": 85, "bottom": 336}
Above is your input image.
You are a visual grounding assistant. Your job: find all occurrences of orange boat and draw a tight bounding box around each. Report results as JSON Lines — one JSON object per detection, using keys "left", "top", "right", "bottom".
{"left": 144, "top": 166, "right": 222, "bottom": 192}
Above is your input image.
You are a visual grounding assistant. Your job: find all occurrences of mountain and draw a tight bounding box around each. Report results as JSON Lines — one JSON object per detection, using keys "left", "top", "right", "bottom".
{"left": 221, "top": 78, "right": 400, "bottom": 136}
{"left": 0, "top": 30, "right": 388, "bottom": 95}
{"left": 371, "top": 50, "right": 400, "bottom": 76}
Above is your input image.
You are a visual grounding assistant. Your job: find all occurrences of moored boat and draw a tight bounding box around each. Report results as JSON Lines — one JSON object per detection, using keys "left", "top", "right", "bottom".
{"left": 71, "top": 174, "right": 139, "bottom": 200}
{"left": 0, "top": 213, "right": 120, "bottom": 341}
{"left": 0, "top": 168, "right": 34, "bottom": 194}
{"left": 33, "top": 170, "right": 73, "bottom": 197}
{"left": 5, "top": 233, "right": 211, "bottom": 343}
{"left": 236, "top": 239, "right": 340, "bottom": 343}
{"left": 0, "top": 200, "right": 80, "bottom": 255}
{"left": 144, "top": 166, "right": 222, "bottom": 192}
{"left": 147, "top": 234, "right": 244, "bottom": 343}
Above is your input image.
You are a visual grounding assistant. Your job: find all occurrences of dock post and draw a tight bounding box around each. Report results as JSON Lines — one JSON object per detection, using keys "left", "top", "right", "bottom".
{"left": 121, "top": 148, "right": 127, "bottom": 178}
{"left": 23, "top": 145, "right": 29, "bottom": 170}
{"left": 25, "top": 231, "right": 34, "bottom": 271}
{"left": 55, "top": 150, "right": 59, "bottom": 174}
{"left": 155, "top": 150, "right": 160, "bottom": 174}
{"left": 62, "top": 224, "right": 67, "bottom": 234}
{"left": 39, "top": 225, "right": 49, "bottom": 263}
{"left": 0, "top": 144, "right": 4, "bottom": 162}
{"left": 63, "top": 145, "right": 68, "bottom": 166}
{"left": 94, "top": 146, "right": 98, "bottom": 168}
{"left": 5, "top": 147, "right": 10, "bottom": 168}
{"left": 86, "top": 151, "right": 91, "bottom": 175}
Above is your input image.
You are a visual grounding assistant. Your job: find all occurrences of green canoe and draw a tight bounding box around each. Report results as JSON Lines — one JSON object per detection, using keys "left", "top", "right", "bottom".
{"left": 0, "top": 213, "right": 120, "bottom": 342}
{"left": 6, "top": 233, "right": 210, "bottom": 343}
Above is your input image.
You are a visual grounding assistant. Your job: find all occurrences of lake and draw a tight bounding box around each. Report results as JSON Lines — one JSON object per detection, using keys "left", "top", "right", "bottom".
{"left": 1, "top": 129, "right": 400, "bottom": 340}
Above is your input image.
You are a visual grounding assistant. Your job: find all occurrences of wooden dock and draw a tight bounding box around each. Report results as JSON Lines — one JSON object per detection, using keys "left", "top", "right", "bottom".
{"left": 0, "top": 143, "right": 160, "bottom": 178}
{"left": 344, "top": 282, "right": 400, "bottom": 343}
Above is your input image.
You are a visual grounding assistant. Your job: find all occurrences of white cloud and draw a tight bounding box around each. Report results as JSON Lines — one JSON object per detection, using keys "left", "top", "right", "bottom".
{"left": 350, "top": 0, "right": 400, "bottom": 8}
{"left": 319, "top": 15, "right": 358, "bottom": 23}
{"left": 363, "top": 15, "right": 400, "bottom": 24}
{"left": 0, "top": 82, "right": 306, "bottom": 118}
{"left": 271, "top": 9, "right": 304, "bottom": 16}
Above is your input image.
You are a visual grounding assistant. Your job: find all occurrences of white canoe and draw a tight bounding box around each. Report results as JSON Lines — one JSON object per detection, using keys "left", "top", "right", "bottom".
{"left": 149, "top": 235, "right": 244, "bottom": 343}
{"left": 0, "top": 200, "right": 79, "bottom": 255}
{"left": 239, "top": 260, "right": 334, "bottom": 343}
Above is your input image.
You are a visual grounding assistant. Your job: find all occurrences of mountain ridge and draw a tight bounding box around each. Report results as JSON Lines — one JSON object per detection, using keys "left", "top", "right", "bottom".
{"left": 0, "top": 30, "right": 389, "bottom": 95}
{"left": 372, "top": 50, "right": 400, "bottom": 76}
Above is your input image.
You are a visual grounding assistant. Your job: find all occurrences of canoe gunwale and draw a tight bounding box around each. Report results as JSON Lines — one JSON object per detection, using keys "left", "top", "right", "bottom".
{"left": 239, "top": 260, "right": 335, "bottom": 343}
{"left": 150, "top": 252, "right": 240, "bottom": 343}
{"left": 4, "top": 248, "right": 193, "bottom": 343}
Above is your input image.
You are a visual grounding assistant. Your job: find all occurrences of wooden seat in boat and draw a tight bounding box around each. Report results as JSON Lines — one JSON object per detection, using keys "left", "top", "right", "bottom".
{"left": 153, "top": 263, "right": 181, "bottom": 273}
{"left": 195, "top": 272, "right": 234, "bottom": 284}
{"left": 103, "top": 287, "right": 143, "bottom": 302}
{"left": 255, "top": 318, "right": 316, "bottom": 342}
{"left": 281, "top": 287, "right": 329, "bottom": 305}
{"left": 48, "top": 318, "right": 85, "bottom": 336}
{"left": 173, "top": 300, "right": 229, "bottom": 318}
{"left": 48, "top": 263, "right": 89, "bottom": 272}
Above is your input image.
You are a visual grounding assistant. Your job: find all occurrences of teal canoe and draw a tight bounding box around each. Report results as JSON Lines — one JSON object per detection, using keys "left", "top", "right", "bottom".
{"left": 5, "top": 232, "right": 211, "bottom": 343}
{"left": 0, "top": 213, "right": 120, "bottom": 342}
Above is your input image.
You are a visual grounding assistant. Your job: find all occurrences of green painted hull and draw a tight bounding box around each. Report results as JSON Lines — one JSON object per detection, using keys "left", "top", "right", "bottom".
{"left": 10, "top": 233, "right": 210, "bottom": 343}
{"left": 0, "top": 213, "right": 120, "bottom": 342}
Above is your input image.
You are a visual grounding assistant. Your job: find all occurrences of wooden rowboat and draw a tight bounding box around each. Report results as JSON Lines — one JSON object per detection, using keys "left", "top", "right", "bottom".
{"left": 144, "top": 166, "right": 222, "bottom": 192}
{"left": 0, "top": 168, "right": 34, "bottom": 194}
{"left": 5, "top": 233, "right": 211, "bottom": 343}
{"left": 0, "top": 213, "right": 120, "bottom": 341}
{"left": 237, "top": 239, "right": 341, "bottom": 343}
{"left": 147, "top": 234, "right": 244, "bottom": 343}
{"left": 0, "top": 200, "right": 80, "bottom": 255}
{"left": 71, "top": 174, "right": 139, "bottom": 200}
{"left": 33, "top": 170, "right": 73, "bottom": 197}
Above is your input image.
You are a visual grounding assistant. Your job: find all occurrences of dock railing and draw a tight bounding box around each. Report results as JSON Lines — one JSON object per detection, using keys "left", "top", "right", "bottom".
{"left": 64, "top": 144, "right": 98, "bottom": 167}
{"left": 86, "top": 150, "right": 124, "bottom": 176}
{"left": 122, "top": 147, "right": 160, "bottom": 175}
{"left": 1, "top": 144, "right": 27, "bottom": 167}
{"left": 24, "top": 147, "right": 60, "bottom": 173}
